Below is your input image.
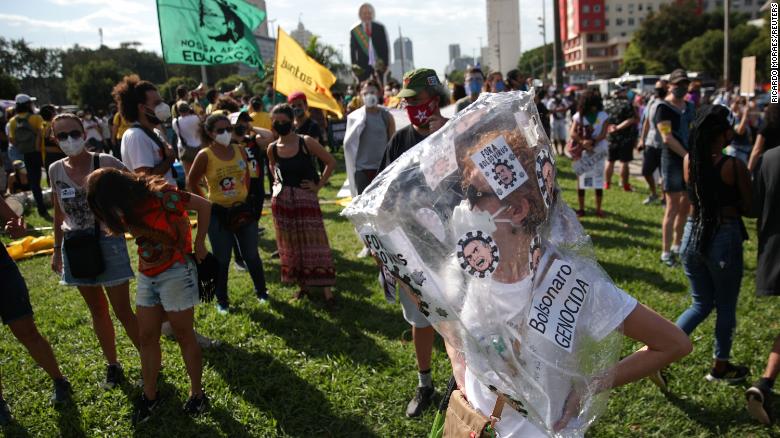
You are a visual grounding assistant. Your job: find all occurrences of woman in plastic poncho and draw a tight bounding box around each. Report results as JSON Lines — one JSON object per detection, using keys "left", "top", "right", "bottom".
{"left": 444, "top": 128, "right": 692, "bottom": 436}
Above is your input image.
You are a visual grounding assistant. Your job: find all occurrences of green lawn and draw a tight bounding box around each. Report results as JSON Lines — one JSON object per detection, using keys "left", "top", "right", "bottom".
{"left": 1, "top": 153, "right": 778, "bottom": 437}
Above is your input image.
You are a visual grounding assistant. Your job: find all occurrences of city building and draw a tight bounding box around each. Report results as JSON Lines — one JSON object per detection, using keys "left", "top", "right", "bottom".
{"left": 703, "top": 0, "right": 766, "bottom": 19}
{"left": 559, "top": 0, "right": 706, "bottom": 82}
{"left": 444, "top": 43, "right": 479, "bottom": 77}
{"left": 290, "top": 20, "right": 313, "bottom": 47}
{"left": 244, "top": 0, "right": 269, "bottom": 37}
{"left": 389, "top": 36, "right": 415, "bottom": 81}
{"left": 449, "top": 44, "right": 461, "bottom": 62}
{"left": 485, "top": 0, "right": 521, "bottom": 75}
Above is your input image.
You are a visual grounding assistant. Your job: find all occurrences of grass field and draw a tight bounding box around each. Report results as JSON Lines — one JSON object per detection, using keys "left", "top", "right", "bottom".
{"left": 1, "top": 153, "right": 778, "bottom": 437}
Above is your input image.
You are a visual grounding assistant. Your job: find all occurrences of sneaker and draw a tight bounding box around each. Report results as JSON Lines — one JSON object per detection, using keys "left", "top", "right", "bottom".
{"left": 406, "top": 385, "right": 435, "bottom": 418}
{"left": 660, "top": 253, "right": 677, "bottom": 267}
{"left": 642, "top": 194, "right": 659, "bottom": 205}
{"left": 649, "top": 369, "right": 669, "bottom": 392}
{"left": 576, "top": 209, "right": 585, "bottom": 218}
{"left": 234, "top": 259, "right": 247, "bottom": 271}
{"left": 102, "top": 363, "right": 124, "bottom": 390}
{"left": 706, "top": 363, "right": 750, "bottom": 383}
{"left": 216, "top": 303, "right": 230, "bottom": 315}
{"left": 604, "top": 181, "right": 611, "bottom": 190}
{"left": 51, "top": 378, "right": 72, "bottom": 404}
{"left": 195, "top": 331, "right": 220, "bottom": 349}
{"left": 623, "top": 183, "right": 633, "bottom": 192}
{"left": 183, "top": 392, "right": 209, "bottom": 416}
{"left": 746, "top": 385, "right": 773, "bottom": 425}
{"left": 0, "top": 396, "right": 11, "bottom": 426}
{"left": 256, "top": 292, "right": 270, "bottom": 306}
{"left": 257, "top": 226, "right": 265, "bottom": 235}
{"left": 133, "top": 392, "right": 161, "bottom": 425}
{"left": 357, "top": 247, "right": 370, "bottom": 258}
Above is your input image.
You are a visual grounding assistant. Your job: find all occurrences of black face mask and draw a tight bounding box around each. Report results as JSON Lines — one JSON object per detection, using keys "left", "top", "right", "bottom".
{"left": 292, "top": 107, "right": 305, "bottom": 118}
{"left": 234, "top": 124, "right": 247, "bottom": 136}
{"left": 655, "top": 88, "right": 666, "bottom": 98}
{"left": 273, "top": 120, "right": 293, "bottom": 136}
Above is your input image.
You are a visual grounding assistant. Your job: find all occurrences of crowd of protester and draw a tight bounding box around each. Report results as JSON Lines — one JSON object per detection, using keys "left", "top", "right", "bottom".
{"left": 0, "top": 60, "right": 778, "bottom": 433}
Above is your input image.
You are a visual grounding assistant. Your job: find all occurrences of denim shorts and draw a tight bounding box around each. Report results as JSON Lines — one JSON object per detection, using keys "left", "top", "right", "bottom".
{"left": 61, "top": 232, "right": 135, "bottom": 287}
{"left": 136, "top": 257, "right": 199, "bottom": 312}
{"left": 661, "top": 149, "right": 685, "bottom": 193}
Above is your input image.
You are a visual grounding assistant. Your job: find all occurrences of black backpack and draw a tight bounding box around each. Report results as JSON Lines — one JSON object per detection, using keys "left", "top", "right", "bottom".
{"left": 14, "top": 115, "right": 37, "bottom": 154}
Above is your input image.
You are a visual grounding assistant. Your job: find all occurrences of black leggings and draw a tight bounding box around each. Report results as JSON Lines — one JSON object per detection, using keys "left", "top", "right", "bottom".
{"left": 23, "top": 152, "right": 46, "bottom": 214}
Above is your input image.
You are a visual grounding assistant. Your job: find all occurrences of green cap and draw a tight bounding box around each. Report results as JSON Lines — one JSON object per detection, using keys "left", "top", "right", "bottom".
{"left": 397, "top": 68, "right": 441, "bottom": 98}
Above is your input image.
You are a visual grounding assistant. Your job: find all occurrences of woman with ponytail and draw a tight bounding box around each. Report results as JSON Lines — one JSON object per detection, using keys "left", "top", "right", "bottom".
{"left": 673, "top": 104, "right": 755, "bottom": 383}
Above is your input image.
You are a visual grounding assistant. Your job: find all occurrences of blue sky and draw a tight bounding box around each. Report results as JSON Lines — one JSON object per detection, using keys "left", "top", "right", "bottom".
{"left": 0, "top": 0, "right": 552, "bottom": 75}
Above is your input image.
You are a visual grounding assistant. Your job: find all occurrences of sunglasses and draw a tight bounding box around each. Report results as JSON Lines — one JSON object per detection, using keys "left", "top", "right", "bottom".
{"left": 55, "top": 130, "right": 82, "bottom": 141}
{"left": 214, "top": 126, "right": 234, "bottom": 135}
{"left": 465, "top": 185, "right": 499, "bottom": 209}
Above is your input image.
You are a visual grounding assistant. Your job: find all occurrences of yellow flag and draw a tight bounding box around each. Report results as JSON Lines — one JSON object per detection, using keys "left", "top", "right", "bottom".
{"left": 274, "top": 27, "right": 343, "bottom": 118}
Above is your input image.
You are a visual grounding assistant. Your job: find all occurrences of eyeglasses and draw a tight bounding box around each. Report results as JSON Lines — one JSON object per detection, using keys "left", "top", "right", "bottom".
{"left": 55, "top": 130, "right": 82, "bottom": 141}
{"left": 214, "top": 126, "right": 234, "bottom": 134}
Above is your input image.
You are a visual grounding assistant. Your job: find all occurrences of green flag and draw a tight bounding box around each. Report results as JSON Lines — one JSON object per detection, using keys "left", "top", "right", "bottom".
{"left": 156, "top": 0, "right": 266, "bottom": 77}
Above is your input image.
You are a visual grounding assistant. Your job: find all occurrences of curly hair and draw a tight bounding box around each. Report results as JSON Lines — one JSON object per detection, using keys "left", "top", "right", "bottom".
{"left": 577, "top": 89, "right": 603, "bottom": 114}
{"left": 111, "top": 74, "right": 158, "bottom": 123}
{"left": 86, "top": 168, "right": 174, "bottom": 242}
{"left": 214, "top": 95, "right": 241, "bottom": 113}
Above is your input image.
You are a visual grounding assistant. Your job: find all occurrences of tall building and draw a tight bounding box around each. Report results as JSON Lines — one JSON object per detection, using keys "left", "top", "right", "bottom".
{"left": 290, "top": 21, "right": 313, "bottom": 47}
{"left": 703, "top": 0, "right": 765, "bottom": 19}
{"left": 486, "top": 0, "right": 521, "bottom": 75}
{"left": 390, "top": 37, "right": 414, "bottom": 80}
{"left": 449, "top": 44, "right": 461, "bottom": 62}
{"left": 559, "top": 0, "right": 703, "bottom": 81}
{"left": 394, "top": 37, "right": 414, "bottom": 63}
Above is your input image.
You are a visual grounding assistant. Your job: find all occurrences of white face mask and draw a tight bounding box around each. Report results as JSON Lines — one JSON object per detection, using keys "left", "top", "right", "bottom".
{"left": 153, "top": 102, "right": 171, "bottom": 122}
{"left": 59, "top": 137, "right": 85, "bottom": 157}
{"left": 215, "top": 131, "right": 232, "bottom": 146}
{"left": 451, "top": 199, "right": 510, "bottom": 238}
{"left": 363, "top": 93, "right": 379, "bottom": 108}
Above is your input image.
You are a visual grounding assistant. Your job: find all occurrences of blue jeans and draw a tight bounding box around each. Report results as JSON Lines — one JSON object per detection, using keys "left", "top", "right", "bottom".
{"left": 675, "top": 218, "right": 744, "bottom": 360}
{"left": 208, "top": 209, "right": 267, "bottom": 306}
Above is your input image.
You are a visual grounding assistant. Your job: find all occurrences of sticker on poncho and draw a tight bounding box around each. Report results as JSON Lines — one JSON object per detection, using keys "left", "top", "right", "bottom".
{"left": 421, "top": 143, "right": 458, "bottom": 189}
{"left": 470, "top": 135, "right": 528, "bottom": 199}
{"left": 527, "top": 258, "right": 590, "bottom": 352}
{"left": 456, "top": 230, "right": 500, "bottom": 278}
{"left": 535, "top": 149, "right": 556, "bottom": 209}
{"left": 529, "top": 235, "right": 543, "bottom": 275}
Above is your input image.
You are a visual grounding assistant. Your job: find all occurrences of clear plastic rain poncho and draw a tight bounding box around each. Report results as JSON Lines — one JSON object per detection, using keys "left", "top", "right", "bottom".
{"left": 343, "top": 90, "right": 638, "bottom": 437}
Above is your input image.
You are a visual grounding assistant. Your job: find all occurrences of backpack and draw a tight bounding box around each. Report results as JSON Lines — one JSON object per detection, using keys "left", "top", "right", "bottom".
{"left": 14, "top": 115, "right": 37, "bottom": 154}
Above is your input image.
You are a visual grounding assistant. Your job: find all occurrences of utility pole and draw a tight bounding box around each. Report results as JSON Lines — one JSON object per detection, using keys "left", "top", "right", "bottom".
{"left": 553, "top": 0, "right": 563, "bottom": 89}
{"left": 98, "top": 28, "right": 104, "bottom": 47}
{"left": 399, "top": 26, "right": 406, "bottom": 78}
{"left": 538, "top": 4, "right": 547, "bottom": 83}
{"left": 496, "top": 20, "right": 502, "bottom": 73}
{"left": 201, "top": 65, "right": 208, "bottom": 86}
{"left": 724, "top": 0, "right": 730, "bottom": 88}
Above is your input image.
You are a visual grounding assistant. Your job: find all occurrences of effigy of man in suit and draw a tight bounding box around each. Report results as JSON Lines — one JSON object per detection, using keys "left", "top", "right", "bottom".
{"left": 350, "top": 3, "right": 389, "bottom": 81}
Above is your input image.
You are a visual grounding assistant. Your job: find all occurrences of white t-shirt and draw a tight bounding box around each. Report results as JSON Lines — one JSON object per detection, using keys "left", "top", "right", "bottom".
{"left": 120, "top": 125, "right": 176, "bottom": 185}
{"left": 172, "top": 114, "right": 202, "bottom": 149}
{"left": 572, "top": 111, "right": 609, "bottom": 150}
{"left": 83, "top": 118, "right": 103, "bottom": 141}
{"left": 460, "top": 249, "right": 638, "bottom": 437}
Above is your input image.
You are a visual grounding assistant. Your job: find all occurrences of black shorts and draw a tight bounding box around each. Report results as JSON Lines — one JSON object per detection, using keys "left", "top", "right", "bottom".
{"left": 0, "top": 246, "right": 33, "bottom": 325}
{"left": 608, "top": 142, "right": 633, "bottom": 163}
{"left": 642, "top": 147, "right": 662, "bottom": 178}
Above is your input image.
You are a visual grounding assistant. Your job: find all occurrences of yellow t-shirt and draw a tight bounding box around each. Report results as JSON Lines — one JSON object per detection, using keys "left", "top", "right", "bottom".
{"left": 113, "top": 113, "right": 130, "bottom": 140}
{"left": 249, "top": 111, "right": 271, "bottom": 130}
{"left": 9, "top": 112, "right": 44, "bottom": 151}
{"left": 203, "top": 144, "right": 249, "bottom": 207}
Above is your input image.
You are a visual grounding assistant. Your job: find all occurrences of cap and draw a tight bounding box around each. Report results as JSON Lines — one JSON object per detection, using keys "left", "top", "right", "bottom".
{"left": 669, "top": 69, "right": 690, "bottom": 85}
{"left": 287, "top": 91, "right": 307, "bottom": 103}
{"left": 14, "top": 94, "right": 31, "bottom": 104}
{"left": 397, "top": 69, "right": 441, "bottom": 98}
{"left": 12, "top": 160, "right": 26, "bottom": 170}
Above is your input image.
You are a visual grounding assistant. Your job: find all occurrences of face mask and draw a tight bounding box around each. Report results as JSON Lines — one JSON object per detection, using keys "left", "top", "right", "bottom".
{"left": 292, "top": 107, "right": 305, "bottom": 118}
{"left": 273, "top": 120, "right": 293, "bottom": 136}
{"left": 215, "top": 131, "right": 232, "bottom": 146}
{"left": 467, "top": 80, "right": 483, "bottom": 95}
{"left": 493, "top": 80, "right": 506, "bottom": 92}
{"left": 655, "top": 88, "right": 666, "bottom": 98}
{"left": 363, "top": 94, "right": 379, "bottom": 108}
{"left": 627, "top": 91, "right": 635, "bottom": 101}
{"left": 405, "top": 97, "right": 437, "bottom": 128}
{"left": 59, "top": 137, "right": 85, "bottom": 156}
{"left": 671, "top": 87, "right": 687, "bottom": 99}
{"left": 451, "top": 199, "right": 511, "bottom": 237}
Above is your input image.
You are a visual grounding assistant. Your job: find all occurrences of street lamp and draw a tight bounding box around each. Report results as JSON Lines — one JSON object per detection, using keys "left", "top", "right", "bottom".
{"left": 538, "top": 8, "right": 547, "bottom": 83}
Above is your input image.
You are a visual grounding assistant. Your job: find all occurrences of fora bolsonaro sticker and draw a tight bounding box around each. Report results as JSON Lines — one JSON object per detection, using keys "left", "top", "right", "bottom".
{"left": 535, "top": 149, "right": 556, "bottom": 209}
{"left": 456, "top": 230, "right": 500, "bottom": 278}
{"left": 527, "top": 258, "right": 590, "bottom": 352}
{"left": 469, "top": 135, "right": 528, "bottom": 199}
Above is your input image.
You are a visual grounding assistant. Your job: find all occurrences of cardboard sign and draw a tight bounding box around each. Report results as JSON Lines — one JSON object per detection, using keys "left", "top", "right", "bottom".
{"left": 740, "top": 56, "right": 757, "bottom": 97}
{"left": 469, "top": 135, "right": 529, "bottom": 199}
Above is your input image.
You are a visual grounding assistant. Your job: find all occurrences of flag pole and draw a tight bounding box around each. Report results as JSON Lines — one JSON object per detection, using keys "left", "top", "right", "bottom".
{"left": 273, "top": 26, "right": 280, "bottom": 105}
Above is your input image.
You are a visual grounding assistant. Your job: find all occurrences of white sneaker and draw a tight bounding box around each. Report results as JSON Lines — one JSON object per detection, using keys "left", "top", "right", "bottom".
{"left": 357, "top": 247, "right": 370, "bottom": 258}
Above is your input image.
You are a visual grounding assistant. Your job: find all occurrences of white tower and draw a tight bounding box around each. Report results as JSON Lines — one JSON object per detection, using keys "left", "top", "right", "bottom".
{"left": 486, "top": 0, "right": 521, "bottom": 75}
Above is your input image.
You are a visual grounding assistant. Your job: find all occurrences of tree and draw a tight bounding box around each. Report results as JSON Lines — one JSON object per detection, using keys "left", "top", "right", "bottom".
{"left": 744, "top": 11, "right": 771, "bottom": 82}
{"left": 66, "top": 60, "right": 127, "bottom": 110}
{"left": 0, "top": 72, "right": 19, "bottom": 98}
{"left": 678, "top": 23, "right": 759, "bottom": 80}
{"left": 158, "top": 76, "right": 199, "bottom": 102}
{"left": 517, "top": 43, "right": 553, "bottom": 78}
{"left": 0, "top": 37, "right": 64, "bottom": 102}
